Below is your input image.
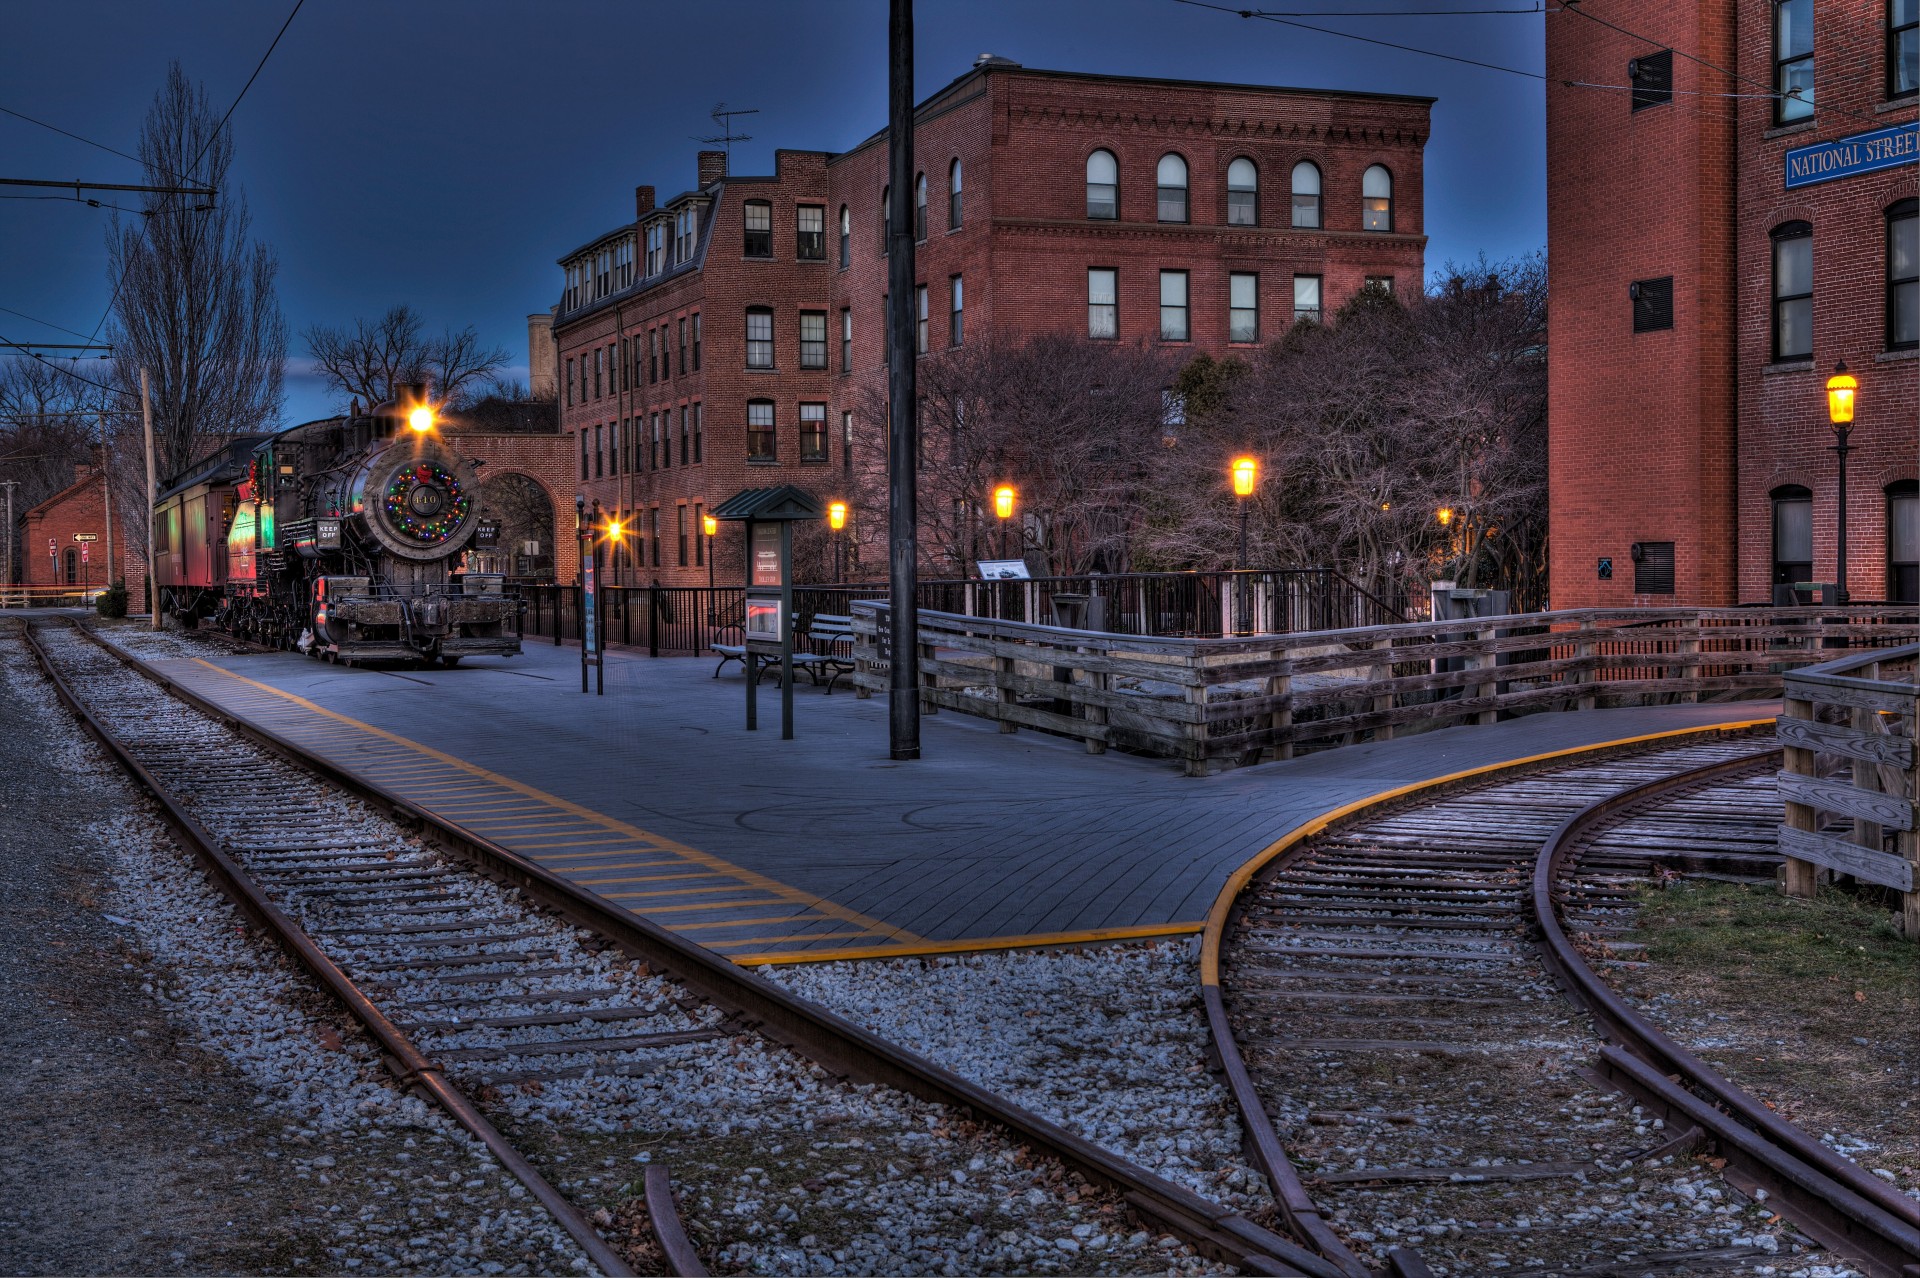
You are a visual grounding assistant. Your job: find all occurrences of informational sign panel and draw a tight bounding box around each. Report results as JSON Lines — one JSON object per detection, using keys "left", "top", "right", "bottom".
{"left": 751, "top": 522, "right": 783, "bottom": 587}
{"left": 1784, "top": 121, "right": 1918, "bottom": 189}
{"left": 582, "top": 552, "right": 600, "bottom": 661}
{"left": 976, "top": 558, "right": 1030, "bottom": 580}
{"left": 745, "top": 598, "right": 782, "bottom": 641}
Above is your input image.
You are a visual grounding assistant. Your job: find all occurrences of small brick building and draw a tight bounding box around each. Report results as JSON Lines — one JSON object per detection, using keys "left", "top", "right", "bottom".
{"left": 19, "top": 461, "right": 136, "bottom": 594}
{"left": 550, "top": 59, "right": 1432, "bottom": 586}
{"left": 1548, "top": 0, "right": 1917, "bottom": 607}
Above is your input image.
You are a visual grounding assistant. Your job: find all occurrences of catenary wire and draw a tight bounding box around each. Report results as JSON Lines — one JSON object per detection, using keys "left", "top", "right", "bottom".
{"left": 0, "top": 305, "right": 115, "bottom": 342}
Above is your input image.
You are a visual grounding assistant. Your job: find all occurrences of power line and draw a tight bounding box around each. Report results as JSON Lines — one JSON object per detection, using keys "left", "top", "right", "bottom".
{"left": 1236, "top": 4, "right": 1542, "bottom": 13}
{"left": 0, "top": 194, "right": 153, "bottom": 214}
{"left": 0, "top": 330, "right": 130, "bottom": 398}
{"left": 0, "top": 103, "right": 189, "bottom": 184}
{"left": 1173, "top": 0, "right": 1547, "bottom": 79}
{"left": 0, "top": 305, "right": 107, "bottom": 341}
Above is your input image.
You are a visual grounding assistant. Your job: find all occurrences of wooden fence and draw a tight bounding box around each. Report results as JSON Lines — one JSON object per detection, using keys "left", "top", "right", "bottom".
{"left": 850, "top": 603, "right": 1918, "bottom": 777}
{"left": 1779, "top": 644, "right": 1919, "bottom": 936}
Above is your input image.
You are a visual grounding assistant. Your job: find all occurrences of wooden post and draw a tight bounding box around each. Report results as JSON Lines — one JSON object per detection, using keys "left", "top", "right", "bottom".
{"left": 1268, "top": 671, "right": 1293, "bottom": 762}
{"left": 1081, "top": 645, "right": 1107, "bottom": 754}
{"left": 1905, "top": 689, "right": 1920, "bottom": 938}
{"left": 1473, "top": 624, "right": 1498, "bottom": 726}
{"left": 1185, "top": 681, "right": 1210, "bottom": 777}
{"left": 1780, "top": 694, "right": 1820, "bottom": 899}
{"left": 1679, "top": 634, "right": 1702, "bottom": 703}
{"left": 1575, "top": 627, "right": 1597, "bottom": 712}
{"left": 1368, "top": 639, "right": 1394, "bottom": 742}
{"left": 919, "top": 639, "right": 939, "bottom": 713}
{"left": 141, "top": 367, "right": 161, "bottom": 629}
{"left": 996, "top": 650, "right": 1017, "bottom": 733}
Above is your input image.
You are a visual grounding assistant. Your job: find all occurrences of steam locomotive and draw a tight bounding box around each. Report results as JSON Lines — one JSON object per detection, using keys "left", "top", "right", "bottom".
{"left": 151, "top": 384, "right": 521, "bottom": 666}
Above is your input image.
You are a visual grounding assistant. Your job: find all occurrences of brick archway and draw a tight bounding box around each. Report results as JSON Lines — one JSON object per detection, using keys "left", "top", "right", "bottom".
{"left": 449, "top": 433, "right": 574, "bottom": 582}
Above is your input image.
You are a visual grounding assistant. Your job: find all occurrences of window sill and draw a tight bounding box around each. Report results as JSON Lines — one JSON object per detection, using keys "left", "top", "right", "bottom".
{"left": 1763, "top": 358, "right": 1815, "bottom": 376}
{"left": 1876, "top": 346, "right": 1919, "bottom": 362}
{"left": 799, "top": 365, "right": 829, "bottom": 374}
{"left": 799, "top": 458, "right": 829, "bottom": 466}
{"left": 744, "top": 366, "right": 779, "bottom": 373}
{"left": 747, "top": 459, "right": 779, "bottom": 466}
{"left": 1875, "top": 97, "right": 1919, "bottom": 115}
{"left": 1763, "top": 119, "right": 1817, "bottom": 140}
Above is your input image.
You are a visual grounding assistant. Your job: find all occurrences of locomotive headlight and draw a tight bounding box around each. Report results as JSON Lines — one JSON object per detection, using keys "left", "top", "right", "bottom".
{"left": 409, "top": 405, "right": 435, "bottom": 433}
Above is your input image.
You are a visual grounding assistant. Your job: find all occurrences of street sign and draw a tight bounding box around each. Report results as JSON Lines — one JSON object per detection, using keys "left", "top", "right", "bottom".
{"left": 73, "top": 532, "right": 98, "bottom": 542}
{"left": 81, "top": 543, "right": 90, "bottom": 563}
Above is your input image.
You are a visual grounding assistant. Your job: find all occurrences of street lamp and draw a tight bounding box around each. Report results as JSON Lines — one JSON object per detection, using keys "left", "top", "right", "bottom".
{"left": 1827, "top": 360, "right": 1858, "bottom": 604}
{"left": 993, "top": 484, "right": 1016, "bottom": 560}
{"left": 828, "top": 501, "right": 848, "bottom": 584}
{"left": 1230, "top": 456, "right": 1258, "bottom": 636}
{"left": 702, "top": 512, "right": 718, "bottom": 593}
{"left": 1435, "top": 506, "right": 1454, "bottom": 528}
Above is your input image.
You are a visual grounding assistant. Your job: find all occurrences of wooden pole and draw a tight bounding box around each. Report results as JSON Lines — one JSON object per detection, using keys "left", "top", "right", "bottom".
{"left": 98, "top": 412, "right": 114, "bottom": 595}
{"left": 885, "top": 0, "right": 920, "bottom": 760}
{"left": 141, "top": 367, "right": 160, "bottom": 629}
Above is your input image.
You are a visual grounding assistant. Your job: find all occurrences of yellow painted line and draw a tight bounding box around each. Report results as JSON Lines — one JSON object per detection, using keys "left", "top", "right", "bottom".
{"left": 537, "top": 849, "right": 675, "bottom": 862}
{"left": 588, "top": 871, "right": 735, "bottom": 888}
{"left": 186, "top": 656, "right": 921, "bottom": 945}
{"left": 624, "top": 896, "right": 789, "bottom": 915}
{"left": 704, "top": 928, "right": 902, "bottom": 949}
{"left": 732, "top": 921, "right": 1205, "bottom": 966}
{"left": 591, "top": 882, "right": 785, "bottom": 902}
{"left": 668, "top": 912, "right": 813, "bottom": 931}
{"left": 1196, "top": 717, "right": 1775, "bottom": 987}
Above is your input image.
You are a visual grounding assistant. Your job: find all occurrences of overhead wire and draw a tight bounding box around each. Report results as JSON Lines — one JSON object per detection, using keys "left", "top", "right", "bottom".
{"left": 0, "top": 305, "right": 110, "bottom": 342}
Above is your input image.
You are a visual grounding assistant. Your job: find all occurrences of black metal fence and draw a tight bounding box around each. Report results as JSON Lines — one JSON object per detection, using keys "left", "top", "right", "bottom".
{"left": 513, "top": 568, "right": 1405, "bottom": 656}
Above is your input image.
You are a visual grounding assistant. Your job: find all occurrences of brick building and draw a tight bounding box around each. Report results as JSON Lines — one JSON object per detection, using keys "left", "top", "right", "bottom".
{"left": 1548, "top": 1, "right": 1918, "bottom": 607}
{"left": 550, "top": 59, "right": 1432, "bottom": 585}
{"left": 19, "top": 459, "right": 135, "bottom": 593}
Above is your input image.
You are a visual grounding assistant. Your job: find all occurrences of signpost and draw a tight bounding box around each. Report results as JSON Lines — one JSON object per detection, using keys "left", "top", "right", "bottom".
{"left": 713, "top": 485, "right": 822, "bottom": 741}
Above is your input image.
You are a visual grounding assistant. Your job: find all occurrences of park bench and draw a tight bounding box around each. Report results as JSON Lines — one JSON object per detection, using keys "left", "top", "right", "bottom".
{"left": 709, "top": 599, "right": 749, "bottom": 678}
{"left": 711, "top": 609, "right": 857, "bottom": 694}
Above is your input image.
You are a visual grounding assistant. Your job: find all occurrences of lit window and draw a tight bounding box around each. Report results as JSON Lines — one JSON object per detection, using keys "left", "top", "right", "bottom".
{"left": 1229, "top": 273, "right": 1258, "bottom": 343}
{"left": 1776, "top": 0, "right": 1814, "bottom": 122}
{"left": 1156, "top": 154, "right": 1188, "bottom": 223}
{"left": 797, "top": 205, "right": 825, "bottom": 260}
{"left": 949, "top": 159, "right": 963, "bottom": 229}
{"left": 1291, "top": 161, "right": 1322, "bottom": 228}
{"left": 800, "top": 403, "right": 827, "bottom": 462}
{"left": 747, "top": 400, "right": 775, "bottom": 461}
{"left": 1086, "top": 150, "right": 1118, "bottom": 219}
{"left": 746, "top": 307, "right": 775, "bottom": 368}
{"left": 1159, "top": 270, "right": 1189, "bottom": 341}
{"left": 1294, "top": 274, "right": 1322, "bottom": 324}
{"left": 1889, "top": 199, "right": 1917, "bottom": 349}
{"left": 800, "top": 311, "right": 828, "bottom": 369}
{"left": 744, "top": 200, "right": 772, "bottom": 257}
{"left": 1227, "top": 158, "right": 1257, "bottom": 226}
{"left": 1088, "top": 268, "right": 1117, "bottom": 339}
{"left": 1362, "top": 166, "right": 1393, "bottom": 231}
{"left": 1772, "top": 221, "right": 1813, "bottom": 361}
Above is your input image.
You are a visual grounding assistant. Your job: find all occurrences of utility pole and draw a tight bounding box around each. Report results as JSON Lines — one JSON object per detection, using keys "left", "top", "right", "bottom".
{"left": 886, "top": 0, "right": 920, "bottom": 761}
{"left": 1, "top": 480, "right": 16, "bottom": 603}
{"left": 141, "top": 367, "right": 161, "bottom": 629}
{"left": 97, "top": 412, "right": 114, "bottom": 594}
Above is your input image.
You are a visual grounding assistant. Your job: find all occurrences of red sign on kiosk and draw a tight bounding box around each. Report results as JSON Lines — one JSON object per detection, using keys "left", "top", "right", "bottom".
{"left": 750, "top": 522, "right": 782, "bottom": 587}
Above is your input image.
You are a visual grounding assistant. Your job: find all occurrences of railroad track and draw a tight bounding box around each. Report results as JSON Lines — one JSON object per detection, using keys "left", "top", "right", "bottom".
{"left": 25, "top": 619, "right": 1333, "bottom": 1278}
{"left": 1206, "top": 734, "right": 1920, "bottom": 1278}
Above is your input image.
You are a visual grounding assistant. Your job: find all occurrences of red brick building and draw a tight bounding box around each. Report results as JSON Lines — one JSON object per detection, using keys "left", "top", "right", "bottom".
{"left": 1548, "top": 1, "right": 1918, "bottom": 607}
{"left": 551, "top": 59, "right": 1431, "bottom": 585}
{"left": 19, "top": 460, "right": 135, "bottom": 593}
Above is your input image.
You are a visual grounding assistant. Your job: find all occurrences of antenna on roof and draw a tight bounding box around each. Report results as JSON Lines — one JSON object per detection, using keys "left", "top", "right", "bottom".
{"left": 695, "top": 102, "right": 759, "bottom": 165}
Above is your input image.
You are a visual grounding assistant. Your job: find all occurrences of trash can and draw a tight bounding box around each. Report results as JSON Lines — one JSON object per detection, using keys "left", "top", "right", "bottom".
{"left": 1049, "top": 592, "right": 1106, "bottom": 631}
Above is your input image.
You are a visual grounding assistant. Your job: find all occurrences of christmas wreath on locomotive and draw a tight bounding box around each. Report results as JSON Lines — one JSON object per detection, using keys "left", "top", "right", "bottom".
{"left": 149, "top": 384, "right": 520, "bottom": 666}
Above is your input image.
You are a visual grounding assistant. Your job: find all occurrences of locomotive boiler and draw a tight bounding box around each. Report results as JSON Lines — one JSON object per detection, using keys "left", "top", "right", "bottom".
{"left": 151, "top": 385, "right": 521, "bottom": 666}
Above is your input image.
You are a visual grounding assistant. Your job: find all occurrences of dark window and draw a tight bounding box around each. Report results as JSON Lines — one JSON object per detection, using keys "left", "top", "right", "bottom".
{"left": 694, "top": 503, "right": 705, "bottom": 567}
{"left": 797, "top": 204, "right": 825, "bottom": 260}
{"left": 594, "top": 348, "right": 603, "bottom": 398}
{"left": 744, "top": 200, "right": 772, "bottom": 257}
{"left": 649, "top": 330, "right": 658, "bottom": 383}
{"left": 661, "top": 412, "right": 672, "bottom": 468}
{"left": 880, "top": 187, "right": 890, "bottom": 255}
{"left": 1776, "top": 0, "right": 1814, "bottom": 123}
{"left": 594, "top": 424, "right": 603, "bottom": 478}
{"left": 1631, "top": 276, "right": 1674, "bottom": 332}
{"left": 1290, "top": 161, "right": 1321, "bottom": 229}
{"left": 800, "top": 403, "right": 827, "bottom": 462}
{"left": 565, "top": 358, "right": 573, "bottom": 406}
{"left": 1890, "top": 199, "right": 1918, "bottom": 349}
{"left": 649, "top": 412, "right": 659, "bottom": 470}
{"left": 650, "top": 508, "right": 660, "bottom": 567}
{"left": 677, "top": 506, "right": 687, "bottom": 567}
{"left": 914, "top": 173, "right": 927, "bottom": 242}
{"left": 949, "top": 160, "right": 963, "bottom": 229}
{"left": 838, "top": 205, "right": 850, "bottom": 267}
{"left": 746, "top": 307, "right": 774, "bottom": 368}
{"left": 1632, "top": 541, "right": 1675, "bottom": 594}
{"left": 949, "top": 275, "right": 963, "bottom": 346}
{"left": 800, "top": 311, "right": 828, "bottom": 369}
{"left": 1226, "top": 158, "right": 1258, "bottom": 226}
{"left": 609, "top": 420, "right": 620, "bottom": 476}
{"left": 1086, "top": 150, "right": 1117, "bottom": 220}
{"left": 747, "top": 400, "right": 775, "bottom": 461}
{"left": 1629, "top": 49, "right": 1673, "bottom": 110}
{"left": 1772, "top": 222, "right": 1813, "bottom": 361}
{"left": 692, "top": 401, "right": 702, "bottom": 463}
{"left": 1363, "top": 166, "right": 1393, "bottom": 232}
{"left": 1772, "top": 486, "right": 1813, "bottom": 587}
{"left": 678, "top": 317, "right": 687, "bottom": 375}
{"left": 680, "top": 405, "right": 689, "bottom": 466}
{"left": 692, "top": 313, "right": 701, "bottom": 370}
{"left": 1895, "top": 0, "right": 1919, "bottom": 98}
{"left": 579, "top": 428, "right": 588, "bottom": 480}
{"left": 1889, "top": 480, "right": 1919, "bottom": 602}
{"left": 840, "top": 308, "right": 852, "bottom": 372}
{"left": 842, "top": 411, "right": 853, "bottom": 476}
{"left": 64, "top": 548, "right": 76, "bottom": 585}
{"left": 1157, "top": 154, "right": 1188, "bottom": 223}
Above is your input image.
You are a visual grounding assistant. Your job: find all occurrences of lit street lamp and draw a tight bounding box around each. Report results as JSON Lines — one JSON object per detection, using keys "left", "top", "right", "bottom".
{"left": 1230, "top": 456, "right": 1258, "bottom": 636}
{"left": 702, "top": 512, "right": 718, "bottom": 594}
{"left": 828, "top": 501, "right": 848, "bottom": 584}
{"left": 993, "top": 484, "right": 1016, "bottom": 560}
{"left": 1826, "top": 360, "right": 1858, "bottom": 605}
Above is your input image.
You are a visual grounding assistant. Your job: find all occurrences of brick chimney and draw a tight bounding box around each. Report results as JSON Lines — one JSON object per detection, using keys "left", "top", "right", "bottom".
{"left": 635, "top": 184, "right": 655, "bottom": 218}
{"left": 697, "top": 150, "right": 727, "bottom": 188}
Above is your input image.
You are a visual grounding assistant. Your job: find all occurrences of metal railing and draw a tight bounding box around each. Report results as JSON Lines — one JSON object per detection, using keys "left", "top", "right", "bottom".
{"left": 1, "top": 584, "right": 107, "bottom": 608}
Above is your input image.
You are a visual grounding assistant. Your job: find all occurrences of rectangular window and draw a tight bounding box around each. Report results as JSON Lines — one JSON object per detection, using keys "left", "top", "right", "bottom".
{"left": 1632, "top": 541, "right": 1676, "bottom": 594}
{"left": 618, "top": 339, "right": 629, "bottom": 392}
{"left": 799, "top": 311, "right": 828, "bottom": 368}
{"left": 1159, "top": 270, "right": 1189, "bottom": 342}
{"left": 692, "top": 401, "right": 702, "bottom": 462}
{"left": 840, "top": 308, "right": 852, "bottom": 372}
{"left": 1773, "top": 228, "right": 1813, "bottom": 361}
{"left": 649, "top": 330, "right": 658, "bottom": 383}
{"left": 1365, "top": 275, "right": 1394, "bottom": 296}
{"left": 594, "top": 348, "right": 603, "bottom": 398}
{"left": 1630, "top": 49, "right": 1673, "bottom": 110}
{"left": 1088, "top": 268, "right": 1117, "bottom": 339}
{"left": 609, "top": 420, "right": 620, "bottom": 475}
{"left": 796, "top": 205, "right": 826, "bottom": 260}
{"left": 677, "top": 506, "right": 688, "bottom": 567}
{"left": 1889, "top": 486, "right": 1918, "bottom": 601}
{"left": 565, "top": 358, "right": 574, "bottom": 406}
{"left": 1632, "top": 277, "right": 1675, "bottom": 332}
{"left": 678, "top": 404, "right": 689, "bottom": 465}
{"left": 579, "top": 427, "right": 588, "bottom": 481}
{"left": 678, "top": 317, "right": 687, "bottom": 375}
{"left": 649, "top": 412, "right": 659, "bottom": 470}
{"left": 915, "top": 285, "right": 928, "bottom": 355}
{"left": 747, "top": 401, "right": 775, "bottom": 461}
{"left": 626, "top": 416, "right": 638, "bottom": 472}
{"left": 1229, "top": 273, "right": 1258, "bottom": 343}
{"left": 800, "top": 402, "right": 827, "bottom": 462}
{"left": 662, "top": 411, "right": 673, "bottom": 468}
{"left": 949, "top": 275, "right": 963, "bottom": 346}
{"left": 842, "top": 410, "right": 853, "bottom": 475}
{"left": 1775, "top": 0, "right": 1814, "bottom": 123}
{"left": 746, "top": 309, "right": 774, "bottom": 368}
{"left": 744, "top": 200, "right": 772, "bottom": 257}
{"left": 691, "top": 313, "right": 701, "bottom": 369}
{"left": 650, "top": 508, "right": 660, "bottom": 567}
{"left": 1294, "top": 275, "right": 1322, "bottom": 324}
{"left": 594, "top": 424, "right": 604, "bottom": 478}
{"left": 1890, "top": 203, "right": 1918, "bottom": 348}
{"left": 1896, "top": 0, "right": 1920, "bottom": 98}
{"left": 694, "top": 502, "right": 705, "bottom": 567}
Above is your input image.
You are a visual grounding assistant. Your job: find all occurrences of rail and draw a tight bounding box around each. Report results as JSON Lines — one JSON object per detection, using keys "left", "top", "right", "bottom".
{"left": 1, "top": 583, "right": 107, "bottom": 608}
{"left": 851, "top": 603, "right": 1919, "bottom": 776}
{"left": 1779, "top": 643, "right": 1920, "bottom": 936}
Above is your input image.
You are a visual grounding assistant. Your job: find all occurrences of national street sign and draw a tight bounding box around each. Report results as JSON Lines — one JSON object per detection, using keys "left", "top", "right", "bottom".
{"left": 1784, "top": 120, "right": 1919, "bottom": 190}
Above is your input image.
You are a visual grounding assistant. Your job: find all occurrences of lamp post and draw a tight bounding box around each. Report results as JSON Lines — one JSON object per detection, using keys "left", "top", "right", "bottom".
{"left": 993, "top": 484, "right": 1016, "bottom": 561}
{"left": 703, "top": 512, "right": 718, "bottom": 594}
{"left": 828, "top": 501, "right": 848, "bottom": 584}
{"left": 1826, "top": 360, "right": 1858, "bottom": 605}
{"left": 1230, "top": 456, "right": 1258, "bottom": 636}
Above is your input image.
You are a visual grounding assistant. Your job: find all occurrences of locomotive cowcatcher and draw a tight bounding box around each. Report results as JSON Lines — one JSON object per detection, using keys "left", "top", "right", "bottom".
{"left": 150, "top": 384, "right": 521, "bottom": 666}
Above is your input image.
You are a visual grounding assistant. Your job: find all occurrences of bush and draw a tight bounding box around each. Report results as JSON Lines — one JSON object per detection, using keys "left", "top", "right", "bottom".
{"left": 96, "top": 580, "right": 128, "bottom": 618}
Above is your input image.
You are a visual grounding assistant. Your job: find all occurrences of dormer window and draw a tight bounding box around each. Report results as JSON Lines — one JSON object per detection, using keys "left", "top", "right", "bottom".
{"left": 675, "top": 207, "right": 697, "bottom": 264}
{"left": 645, "top": 222, "right": 665, "bottom": 275}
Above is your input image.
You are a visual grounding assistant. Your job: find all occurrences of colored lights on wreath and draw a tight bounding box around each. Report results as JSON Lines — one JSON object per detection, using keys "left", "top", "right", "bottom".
{"left": 383, "top": 461, "right": 471, "bottom": 544}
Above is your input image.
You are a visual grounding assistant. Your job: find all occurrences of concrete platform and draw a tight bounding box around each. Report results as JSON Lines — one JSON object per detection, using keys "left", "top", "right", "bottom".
{"left": 143, "top": 636, "right": 1777, "bottom": 964}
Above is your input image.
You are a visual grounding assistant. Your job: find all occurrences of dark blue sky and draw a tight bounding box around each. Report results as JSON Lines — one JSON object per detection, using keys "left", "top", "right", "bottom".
{"left": 1, "top": 1, "right": 1545, "bottom": 424}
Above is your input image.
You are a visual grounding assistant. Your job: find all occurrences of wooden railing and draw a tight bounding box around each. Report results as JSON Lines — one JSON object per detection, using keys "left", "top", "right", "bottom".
{"left": 850, "top": 603, "right": 1917, "bottom": 777}
{"left": 1779, "top": 644, "right": 1919, "bottom": 937}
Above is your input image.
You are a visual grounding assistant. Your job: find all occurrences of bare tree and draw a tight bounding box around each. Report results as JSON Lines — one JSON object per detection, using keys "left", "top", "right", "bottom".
{"left": 106, "top": 61, "right": 286, "bottom": 487}
{"left": 303, "top": 304, "right": 509, "bottom": 411}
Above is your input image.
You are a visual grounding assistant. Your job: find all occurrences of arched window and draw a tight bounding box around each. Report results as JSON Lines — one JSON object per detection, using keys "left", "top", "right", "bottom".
{"left": 1157, "top": 153, "right": 1188, "bottom": 223}
{"left": 1291, "top": 161, "right": 1322, "bottom": 229}
{"left": 838, "top": 205, "right": 850, "bottom": 268}
{"left": 743, "top": 200, "right": 772, "bottom": 257}
{"left": 1772, "top": 484, "right": 1813, "bottom": 592}
{"left": 63, "top": 548, "right": 77, "bottom": 585}
{"left": 915, "top": 172, "right": 928, "bottom": 242}
{"left": 949, "top": 159, "right": 963, "bottom": 230}
{"left": 1772, "top": 221, "right": 1813, "bottom": 361}
{"left": 1086, "top": 150, "right": 1118, "bottom": 219}
{"left": 1889, "top": 480, "right": 1919, "bottom": 603}
{"left": 1362, "top": 165, "right": 1393, "bottom": 231}
{"left": 1889, "top": 198, "right": 1917, "bottom": 349}
{"left": 1226, "top": 157, "right": 1258, "bottom": 226}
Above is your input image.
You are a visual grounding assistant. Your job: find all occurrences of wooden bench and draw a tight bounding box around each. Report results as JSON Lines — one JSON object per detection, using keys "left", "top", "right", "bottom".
{"left": 711, "top": 610, "right": 858, "bottom": 694}
{"left": 709, "top": 601, "right": 748, "bottom": 678}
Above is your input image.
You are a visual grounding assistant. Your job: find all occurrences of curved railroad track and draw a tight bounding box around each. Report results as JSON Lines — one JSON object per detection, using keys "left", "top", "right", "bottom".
{"left": 25, "top": 619, "right": 1331, "bottom": 1278}
{"left": 1206, "top": 732, "right": 1920, "bottom": 1278}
